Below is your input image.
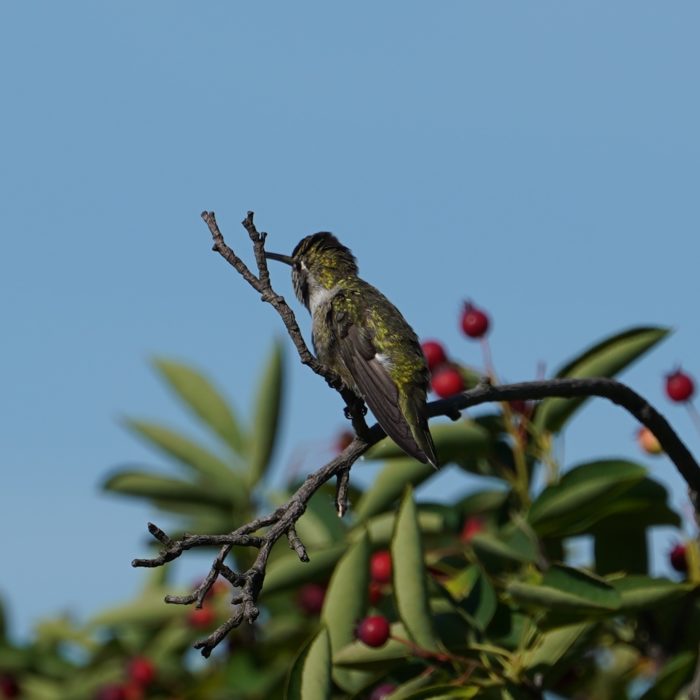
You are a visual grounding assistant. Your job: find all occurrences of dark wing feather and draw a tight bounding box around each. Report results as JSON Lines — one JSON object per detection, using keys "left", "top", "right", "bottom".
{"left": 337, "top": 323, "right": 431, "bottom": 464}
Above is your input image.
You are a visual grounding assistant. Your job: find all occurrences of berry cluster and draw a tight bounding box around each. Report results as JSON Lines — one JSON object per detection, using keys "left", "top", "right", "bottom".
{"left": 422, "top": 301, "right": 491, "bottom": 399}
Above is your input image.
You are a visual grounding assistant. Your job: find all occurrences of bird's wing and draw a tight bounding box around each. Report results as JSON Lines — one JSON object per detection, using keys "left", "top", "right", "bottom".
{"left": 333, "top": 310, "right": 431, "bottom": 464}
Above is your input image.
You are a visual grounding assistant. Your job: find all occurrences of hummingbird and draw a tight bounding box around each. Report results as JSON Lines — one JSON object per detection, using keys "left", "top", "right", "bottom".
{"left": 265, "top": 232, "right": 438, "bottom": 468}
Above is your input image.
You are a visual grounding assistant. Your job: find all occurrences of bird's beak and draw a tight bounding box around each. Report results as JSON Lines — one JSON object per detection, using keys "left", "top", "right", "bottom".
{"left": 265, "top": 251, "right": 294, "bottom": 266}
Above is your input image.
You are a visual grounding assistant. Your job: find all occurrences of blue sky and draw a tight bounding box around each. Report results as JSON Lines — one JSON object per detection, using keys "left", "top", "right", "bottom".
{"left": 2, "top": 2, "right": 699, "bottom": 639}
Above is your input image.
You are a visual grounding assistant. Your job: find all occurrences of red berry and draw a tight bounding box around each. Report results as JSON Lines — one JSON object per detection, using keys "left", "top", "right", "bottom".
{"left": 357, "top": 615, "right": 391, "bottom": 647}
{"left": 370, "top": 550, "right": 392, "bottom": 584}
{"left": 431, "top": 366, "right": 465, "bottom": 398}
{"left": 460, "top": 516, "right": 484, "bottom": 543}
{"left": 421, "top": 340, "right": 448, "bottom": 371}
{"left": 665, "top": 370, "right": 695, "bottom": 403}
{"left": 187, "top": 606, "right": 216, "bottom": 628}
{"left": 297, "top": 583, "right": 326, "bottom": 615}
{"left": 461, "top": 302, "right": 490, "bottom": 339}
{"left": 508, "top": 400, "right": 529, "bottom": 415}
{"left": 368, "top": 581, "right": 384, "bottom": 605}
{"left": 670, "top": 543, "right": 688, "bottom": 573}
{"left": 0, "top": 675, "right": 20, "bottom": 699}
{"left": 335, "top": 430, "right": 354, "bottom": 453}
{"left": 369, "top": 683, "right": 397, "bottom": 700}
{"left": 127, "top": 657, "right": 156, "bottom": 687}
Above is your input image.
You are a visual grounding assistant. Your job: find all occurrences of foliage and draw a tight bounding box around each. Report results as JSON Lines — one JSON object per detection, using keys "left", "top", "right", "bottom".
{"left": 2, "top": 327, "right": 699, "bottom": 699}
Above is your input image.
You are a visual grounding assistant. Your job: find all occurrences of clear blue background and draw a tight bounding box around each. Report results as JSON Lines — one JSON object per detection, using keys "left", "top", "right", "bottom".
{"left": 2, "top": 2, "right": 698, "bottom": 639}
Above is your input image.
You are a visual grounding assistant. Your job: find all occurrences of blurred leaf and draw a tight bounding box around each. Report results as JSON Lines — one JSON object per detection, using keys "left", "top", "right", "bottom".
{"left": 34, "top": 615, "right": 96, "bottom": 652}
{"left": 321, "top": 531, "right": 373, "bottom": 693}
{"left": 355, "top": 459, "right": 435, "bottom": 521}
{"left": 248, "top": 339, "right": 285, "bottom": 486}
{"left": 470, "top": 527, "right": 538, "bottom": 570}
{"left": 17, "top": 676, "right": 66, "bottom": 700}
{"left": 595, "top": 528, "right": 647, "bottom": 575}
{"left": 153, "top": 357, "right": 246, "bottom": 454}
{"left": 394, "top": 684, "right": 482, "bottom": 699}
{"left": 359, "top": 509, "right": 446, "bottom": 546}
{"left": 121, "top": 419, "right": 247, "bottom": 497}
{"left": 611, "top": 576, "right": 695, "bottom": 611}
{"left": 103, "top": 469, "right": 235, "bottom": 508}
{"left": 0, "top": 598, "right": 6, "bottom": 643}
{"left": 89, "top": 591, "right": 187, "bottom": 626}
{"left": 392, "top": 488, "right": 438, "bottom": 652}
{"left": 224, "top": 651, "right": 286, "bottom": 695}
{"left": 533, "top": 326, "right": 670, "bottom": 434}
{"left": 521, "top": 623, "right": 592, "bottom": 673}
{"left": 528, "top": 460, "right": 647, "bottom": 537}
{"left": 639, "top": 650, "right": 697, "bottom": 700}
{"left": 146, "top": 620, "right": 194, "bottom": 665}
{"left": 508, "top": 565, "right": 621, "bottom": 613}
{"left": 378, "top": 672, "right": 434, "bottom": 699}
{"left": 293, "top": 491, "right": 347, "bottom": 549}
{"left": 286, "top": 627, "right": 332, "bottom": 700}
{"left": 486, "top": 606, "right": 530, "bottom": 650}
{"left": 586, "top": 478, "right": 681, "bottom": 534}
{"left": 264, "top": 544, "right": 347, "bottom": 595}
{"left": 457, "top": 489, "right": 509, "bottom": 517}
{"left": 445, "top": 566, "right": 497, "bottom": 632}
{"left": 367, "top": 419, "right": 492, "bottom": 468}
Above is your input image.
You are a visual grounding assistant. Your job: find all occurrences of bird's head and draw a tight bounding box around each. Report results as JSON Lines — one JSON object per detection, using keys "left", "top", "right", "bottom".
{"left": 265, "top": 232, "right": 358, "bottom": 309}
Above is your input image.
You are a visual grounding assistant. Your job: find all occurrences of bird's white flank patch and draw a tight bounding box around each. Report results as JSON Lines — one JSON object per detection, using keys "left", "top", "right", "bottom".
{"left": 309, "top": 285, "right": 339, "bottom": 316}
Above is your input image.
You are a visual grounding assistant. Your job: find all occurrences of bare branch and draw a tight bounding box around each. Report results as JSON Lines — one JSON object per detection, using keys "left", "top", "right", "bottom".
{"left": 431, "top": 377, "right": 700, "bottom": 493}
{"left": 130, "top": 211, "right": 700, "bottom": 657}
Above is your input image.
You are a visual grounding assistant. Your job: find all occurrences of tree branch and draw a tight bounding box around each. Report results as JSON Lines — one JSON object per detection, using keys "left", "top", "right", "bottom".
{"left": 202, "top": 210, "right": 370, "bottom": 439}
{"left": 130, "top": 211, "right": 700, "bottom": 657}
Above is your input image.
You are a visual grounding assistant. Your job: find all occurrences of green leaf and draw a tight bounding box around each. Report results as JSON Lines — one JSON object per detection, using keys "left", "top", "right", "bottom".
{"left": 378, "top": 672, "right": 434, "bottom": 699}
{"left": 486, "top": 606, "right": 530, "bottom": 650}
{"left": 533, "top": 326, "right": 670, "bottom": 434}
{"left": 358, "top": 509, "right": 446, "bottom": 546}
{"left": 146, "top": 621, "right": 195, "bottom": 665}
{"left": 367, "top": 419, "right": 492, "bottom": 467}
{"left": 355, "top": 459, "right": 435, "bottom": 521}
{"left": 611, "top": 575, "right": 695, "bottom": 611}
{"left": 595, "top": 528, "right": 647, "bottom": 575}
{"left": 264, "top": 544, "right": 347, "bottom": 595}
{"left": 470, "top": 527, "right": 538, "bottom": 570}
{"left": 457, "top": 489, "right": 509, "bottom": 517}
{"left": 293, "top": 492, "right": 347, "bottom": 549}
{"left": 152, "top": 358, "right": 246, "bottom": 454}
{"left": 521, "top": 623, "right": 592, "bottom": 673}
{"left": 102, "top": 469, "right": 234, "bottom": 508}
{"left": 0, "top": 599, "right": 6, "bottom": 643}
{"left": 321, "top": 531, "right": 373, "bottom": 693}
{"left": 394, "top": 685, "right": 482, "bottom": 699}
{"left": 248, "top": 340, "right": 285, "bottom": 486}
{"left": 586, "top": 478, "right": 681, "bottom": 534}
{"left": 286, "top": 628, "right": 332, "bottom": 700}
{"left": 639, "top": 651, "right": 697, "bottom": 700}
{"left": 122, "top": 419, "right": 246, "bottom": 495}
{"left": 444, "top": 566, "right": 497, "bottom": 631}
{"left": 89, "top": 591, "right": 187, "bottom": 626}
{"left": 528, "top": 460, "right": 647, "bottom": 537}
{"left": 392, "top": 488, "right": 438, "bottom": 652}
{"left": 508, "top": 565, "right": 621, "bottom": 614}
